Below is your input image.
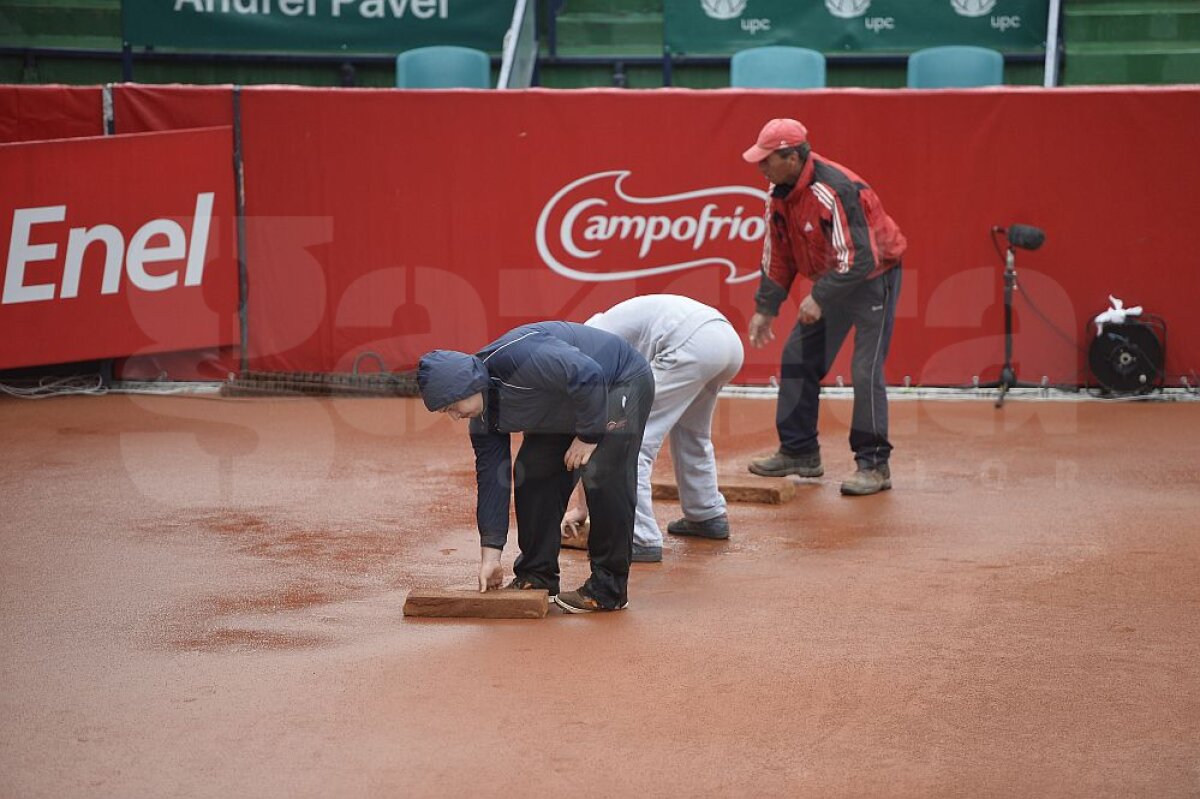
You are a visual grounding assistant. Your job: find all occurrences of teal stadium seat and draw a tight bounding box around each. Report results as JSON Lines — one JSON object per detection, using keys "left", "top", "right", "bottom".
{"left": 395, "top": 45, "right": 491, "bottom": 89}
{"left": 730, "top": 46, "right": 827, "bottom": 89}
{"left": 906, "top": 45, "right": 1004, "bottom": 88}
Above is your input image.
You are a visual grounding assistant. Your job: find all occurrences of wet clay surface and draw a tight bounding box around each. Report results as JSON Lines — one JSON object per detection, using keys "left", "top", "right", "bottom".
{"left": 2, "top": 394, "right": 1199, "bottom": 797}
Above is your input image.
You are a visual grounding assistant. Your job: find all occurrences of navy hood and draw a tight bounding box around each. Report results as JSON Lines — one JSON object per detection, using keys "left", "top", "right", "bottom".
{"left": 417, "top": 350, "right": 490, "bottom": 411}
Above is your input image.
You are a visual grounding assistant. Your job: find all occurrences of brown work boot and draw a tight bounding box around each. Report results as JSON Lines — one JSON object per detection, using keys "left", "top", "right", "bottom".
{"left": 748, "top": 449, "right": 823, "bottom": 478}
{"left": 840, "top": 464, "right": 892, "bottom": 496}
{"left": 554, "top": 589, "right": 629, "bottom": 614}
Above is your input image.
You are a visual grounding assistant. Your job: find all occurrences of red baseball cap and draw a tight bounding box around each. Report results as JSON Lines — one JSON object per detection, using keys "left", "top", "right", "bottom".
{"left": 742, "top": 118, "right": 809, "bottom": 163}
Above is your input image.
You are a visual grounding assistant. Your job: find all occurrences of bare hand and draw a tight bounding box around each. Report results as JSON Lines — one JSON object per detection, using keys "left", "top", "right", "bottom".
{"left": 748, "top": 312, "right": 776, "bottom": 349}
{"left": 798, "top": 295, "right": 822, "bottom": 325}
{"left": 564, "top": 438, "right": 597, "bottom": 471}
{"left": 560, "top": 505, "right": 588, "bottom": 537}
{"left": 478, "top": 546, "right": 503, "bottom": 593}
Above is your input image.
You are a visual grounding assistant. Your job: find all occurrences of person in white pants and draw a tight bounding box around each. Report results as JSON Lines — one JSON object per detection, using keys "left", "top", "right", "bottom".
{"left": 560, "top": 295, "right": 745, "bottom": 562}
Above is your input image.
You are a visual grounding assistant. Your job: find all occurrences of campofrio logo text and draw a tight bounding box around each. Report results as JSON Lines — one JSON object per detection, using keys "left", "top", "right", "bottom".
{"left": 535, "top": 171, "right": 768, "bottom": 284}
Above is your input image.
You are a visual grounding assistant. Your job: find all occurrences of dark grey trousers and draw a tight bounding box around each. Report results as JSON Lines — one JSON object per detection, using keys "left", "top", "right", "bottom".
{"left": 775, "top": 266, "right": 901, "bottom": 468}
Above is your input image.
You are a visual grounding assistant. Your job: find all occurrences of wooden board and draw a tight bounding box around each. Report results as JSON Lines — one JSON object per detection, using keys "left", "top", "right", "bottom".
{"left": 652, "top": 475, "right": 796, "bottom": 504}
{"left": 403, "top": 588, "right": 549, "bottom": 619}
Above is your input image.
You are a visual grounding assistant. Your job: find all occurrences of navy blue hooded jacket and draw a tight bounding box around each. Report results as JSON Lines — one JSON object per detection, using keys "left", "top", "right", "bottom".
{"left": 418, "top": 322, "right": 650, "bottom": 549}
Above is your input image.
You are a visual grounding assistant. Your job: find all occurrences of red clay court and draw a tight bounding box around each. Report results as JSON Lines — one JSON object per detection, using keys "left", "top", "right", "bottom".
{"left": 2, "top": 391, "right": 1198, "bottom": 797}
{"left": 5, "top": 3, "right": 1200, "bottom": 794}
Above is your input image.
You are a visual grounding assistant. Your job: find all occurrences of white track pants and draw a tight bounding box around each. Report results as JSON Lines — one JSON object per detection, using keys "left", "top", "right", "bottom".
{"left": 635, "top": 320, "right": 744, "bottom": 547}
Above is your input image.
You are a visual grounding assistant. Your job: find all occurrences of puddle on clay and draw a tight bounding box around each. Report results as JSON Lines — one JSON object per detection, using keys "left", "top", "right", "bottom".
{"left": 162, "top": 582, "right": 348, "bottom": 653}
{"left": 173, "top": 628, "right": 328, "bottom": 652}
{"left": 208, "top": 583, "right": 346, "bottom": 615}
{"left": 146, "top": 509, "right": 471, "bottom": 650}
{"left": 178, "top": 510, "right": 407, "bottom": 572}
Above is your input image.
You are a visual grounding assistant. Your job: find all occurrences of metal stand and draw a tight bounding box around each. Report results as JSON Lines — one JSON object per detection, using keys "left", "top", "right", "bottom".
{"left": 979, "top": 246, "right": 1039, "bottom": 408}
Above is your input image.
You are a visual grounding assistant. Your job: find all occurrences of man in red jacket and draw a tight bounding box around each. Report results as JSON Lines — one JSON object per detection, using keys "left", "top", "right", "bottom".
{"left": 742, "top": 118, "right": 906, "bottom": 496}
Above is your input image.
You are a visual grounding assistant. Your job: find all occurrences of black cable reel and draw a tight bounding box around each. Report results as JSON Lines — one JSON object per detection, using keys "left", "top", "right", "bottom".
{"left": 1087, "top": 310, "right": 1167, "bottom": 396}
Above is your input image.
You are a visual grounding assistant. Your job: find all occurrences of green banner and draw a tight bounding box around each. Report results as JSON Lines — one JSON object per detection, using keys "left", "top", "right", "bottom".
{"left": 123, "top": 0, "right": 513, "bottom": 53}
{"left": 666, "top": 0, "right": 1048, "bottom": 55}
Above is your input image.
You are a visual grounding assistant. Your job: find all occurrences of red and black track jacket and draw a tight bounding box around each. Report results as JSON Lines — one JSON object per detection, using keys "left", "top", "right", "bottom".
{"left": 754, "top": 151, "right": 906, "bottom": 316}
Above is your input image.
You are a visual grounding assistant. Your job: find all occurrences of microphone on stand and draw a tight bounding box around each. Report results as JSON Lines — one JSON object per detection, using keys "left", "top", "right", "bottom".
{"left": 992, "top": 224, "right": 1046, "bottom": 251}
{"left": 981, "top": 223, "right": 1046, "bottom": 407}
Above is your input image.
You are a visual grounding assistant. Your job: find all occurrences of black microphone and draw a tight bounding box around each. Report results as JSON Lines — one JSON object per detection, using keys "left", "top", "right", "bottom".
{"left": 996, "top": 224, "right": 1046, "bottom": 251}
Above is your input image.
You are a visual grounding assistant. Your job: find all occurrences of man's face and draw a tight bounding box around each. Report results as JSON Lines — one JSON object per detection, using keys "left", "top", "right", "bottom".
{"left": 440, "top": 392, "right": 484, "bottom": 420}
{"left": 757, "top": 150, "right": 801, "bottom": 186}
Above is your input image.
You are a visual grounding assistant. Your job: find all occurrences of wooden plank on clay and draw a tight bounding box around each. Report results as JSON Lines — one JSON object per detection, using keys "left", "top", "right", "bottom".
{"left": 403, "top": 588, "right": 549, "bottom": 619}
{"left": 652, "top": 475, "right": 795, "bottom": 504}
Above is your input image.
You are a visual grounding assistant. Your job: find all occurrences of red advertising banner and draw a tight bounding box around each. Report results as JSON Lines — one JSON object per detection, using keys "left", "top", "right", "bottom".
{"left": 0, "top": 127, "right": 239, "bottom": 370}
{"left": 231, "top": 86, "right": 1200, "bottom": 385}
{"left": 10, "top": 84, "right": 1200, "bottom": 386}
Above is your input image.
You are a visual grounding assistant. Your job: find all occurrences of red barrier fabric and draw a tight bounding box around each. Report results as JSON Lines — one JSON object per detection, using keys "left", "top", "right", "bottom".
{"left": 0, "top": 86, "right": 102, "bottom": 143}
{"left": 109, "top": 85, "right": 239, "bottom": 379}
{"left": 113, "top": 84, "right": 233, "bottom": 134}
{"left": 9, "top": 84, "right": 1200, "bottom": 385}
{"left": 0, "top": 127, "right": 240, "bottom": 370}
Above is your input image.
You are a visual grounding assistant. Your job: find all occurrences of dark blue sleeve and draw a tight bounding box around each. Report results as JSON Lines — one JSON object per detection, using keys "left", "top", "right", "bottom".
{"left": 530, "top": 343, "right": 608, "bottom": 443}
{"left": 469, "top": 426, "right": 511, "bottom": 550}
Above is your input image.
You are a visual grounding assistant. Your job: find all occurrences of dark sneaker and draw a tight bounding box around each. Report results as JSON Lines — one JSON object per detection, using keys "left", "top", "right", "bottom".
{"left": 553, "top": 589, "right": 629, "bottom": 614}
{"left": 840, "top": 464, "right": 892, "bottom": 496}
{"left": 506, "top": 577, "right": 556, "bottom": 600}
{"left": 666, "top": 514, "right": 730, "bottom": 540}
{"left": 748, "top": 449, "right": 823, "bottom": 478}
{"left": 631, "top": 542, "right": 663, "bottom": 563}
